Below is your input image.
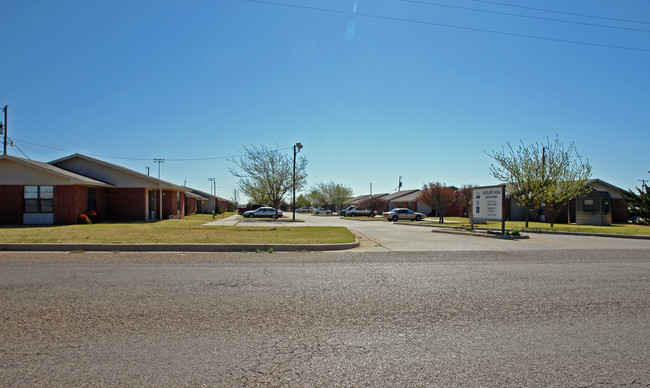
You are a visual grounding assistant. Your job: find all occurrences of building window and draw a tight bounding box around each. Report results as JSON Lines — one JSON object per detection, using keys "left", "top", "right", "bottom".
{"left": 603, "top": 200, "right": 610, "bottom": 213}
{"left": 87, "top": 188, "right": 97, "bottom": 211}
{"left": 24, "top": 186, "right": 54, "bottom": 213}
{"left": 583, "top": 199, "right": 594, "bottom": 212}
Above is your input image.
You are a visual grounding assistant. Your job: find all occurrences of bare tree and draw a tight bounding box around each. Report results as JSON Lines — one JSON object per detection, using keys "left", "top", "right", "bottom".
{"left": 358, "top": 196, "right": 387, "bottom": 217}
{"left": 230, "top": 188, "right": 240, "bottom": 211}
{"left": 456, "top": 184, "right": 476, "bottom": 219}
{"left": 418, "top": 182, "right": 456, "bottom": 223}
{"left": 229, "top": 145, "right": 308, "bottom": 212}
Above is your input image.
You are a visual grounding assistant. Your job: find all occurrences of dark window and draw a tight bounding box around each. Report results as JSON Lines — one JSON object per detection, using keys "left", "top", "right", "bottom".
{"left": 87, "top": 188, "right": 97, "bottom": 211}
{"left": 24, "top": 186, "right": 54, "bottom": 213}
{"left": 583, "top": 199, "right": 594, "bottom": 212}
{"left": 603, "top": 200, "right": 610, "bottom": 213}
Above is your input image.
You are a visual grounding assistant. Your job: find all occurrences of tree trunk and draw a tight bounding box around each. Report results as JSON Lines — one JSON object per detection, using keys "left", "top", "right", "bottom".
{"left": 525, "top": 211, "right": 529, "bottom": 228}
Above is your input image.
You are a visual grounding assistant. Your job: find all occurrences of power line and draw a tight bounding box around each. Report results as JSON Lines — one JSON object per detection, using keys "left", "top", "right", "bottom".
{"left": 468, "top": 0, "right": 650, "bottom": 26}
{"left": 10, "top": 106, "right": 96, "bottom": 155}
{"left": 243, "top": 0, "right": 650, "bottom": 52}
{"left": 401, "top": 0, "right": 650, "bottom": 33}
{"left": 10, "top": 136, "right": 292, "bottom": 162}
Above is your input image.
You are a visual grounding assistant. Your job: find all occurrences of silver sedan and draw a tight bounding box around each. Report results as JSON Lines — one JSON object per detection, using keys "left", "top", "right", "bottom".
{"left": 383, "top": 208, "right": 425, "bottom": 222}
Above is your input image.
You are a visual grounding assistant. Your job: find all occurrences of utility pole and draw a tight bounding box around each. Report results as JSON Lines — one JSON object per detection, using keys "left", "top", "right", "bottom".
{"left": 2, "top": 106, "right": 7, "bottom": 155}
{"left": 145, "top": 166, "right": 150, "bottom": 176}
{"left": 154, "top": 158, "right": 165, "bottom": 221}
{"left": 292, "top": 142, "right": 303, "bottom": 221}
{"left": 370, "top": 182, "right": 372, "bottom": 196}
{"left": 640, "top": 179, "right": 648, "bottom": 191}
{"left": 208, "top": 178, "right": 216, "bottom": 195}
{"left": 398, "top": 176, "right": 403, "bottom": 191}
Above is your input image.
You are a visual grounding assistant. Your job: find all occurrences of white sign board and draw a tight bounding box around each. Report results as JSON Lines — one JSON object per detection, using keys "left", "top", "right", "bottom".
{"left": 473, "top": 185, "right": 504, "bottom": 221}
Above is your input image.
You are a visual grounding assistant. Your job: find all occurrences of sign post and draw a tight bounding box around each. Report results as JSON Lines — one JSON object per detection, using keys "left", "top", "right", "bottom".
{"left": 472, "top": 184, "right": 506, "bottom": 233}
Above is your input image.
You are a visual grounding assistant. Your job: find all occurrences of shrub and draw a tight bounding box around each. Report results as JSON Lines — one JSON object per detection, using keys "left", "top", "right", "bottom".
{"left": 77, "top": 214, "right": 92, "bottom": 224}
{"left": 86, "top": 210, "right": 100, "bottom": 223}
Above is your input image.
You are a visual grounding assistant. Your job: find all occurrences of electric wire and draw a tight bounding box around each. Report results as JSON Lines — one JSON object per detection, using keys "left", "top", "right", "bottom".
{"left": 401, "top": 0, "right": 650, "bottom": 33}
{"left": 242, "top": 0, "right": 650, "bottom": 52}
{"left": 9, "top": 136, "right": 292, "bottom": 162}
{"left": 468, "top": 0, "right": 650, "bottom": 26}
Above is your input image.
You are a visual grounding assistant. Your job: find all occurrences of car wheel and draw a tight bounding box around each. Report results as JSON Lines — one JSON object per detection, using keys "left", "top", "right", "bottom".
{"left": 392, "top": 215, "right": 398, "bottom": 222}
{"left": 415, "top": 215, "right": 421, "bottom": 221}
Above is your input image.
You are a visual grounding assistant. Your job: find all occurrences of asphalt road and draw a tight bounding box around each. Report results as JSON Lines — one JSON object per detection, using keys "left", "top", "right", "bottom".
{"left": 1, "top": 248, "right": 649, "bottom": 386}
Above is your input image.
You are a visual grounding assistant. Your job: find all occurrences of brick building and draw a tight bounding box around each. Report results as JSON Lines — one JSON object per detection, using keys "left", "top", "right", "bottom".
{"left": 0, "top": 154, "right": 195, "bottom": 225}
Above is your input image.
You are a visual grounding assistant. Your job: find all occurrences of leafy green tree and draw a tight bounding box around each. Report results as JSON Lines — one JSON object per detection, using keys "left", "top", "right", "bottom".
{"left": 305, "top": 189, "right": 326, "bottom": 209}
{"left": 487, "top": 137, "right": 591, "bottom": 228}
{"left": 623, "top": 185, "right": 650, "bottom": 223}
{"left": 229, "top": 144, "right": 308, "bottom": 212}
{"left": 417, "top": 182, "right": 456, "bottom": 223}
{"left": 487, "top": 141, "right": 546, "bottom": 228}
{"left": 540, "top": 139, "right": 591, "bottom": 227}
{"left": 309, "top": 181, "right": 353, "bottom": 211}
{"left": 295, "top": 194, "right": 311, "bottom": 210}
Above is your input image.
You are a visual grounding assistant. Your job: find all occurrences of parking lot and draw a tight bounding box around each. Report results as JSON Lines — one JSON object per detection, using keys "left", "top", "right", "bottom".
{"left": 233, "top": 213, "right": 650, "bottom": 252}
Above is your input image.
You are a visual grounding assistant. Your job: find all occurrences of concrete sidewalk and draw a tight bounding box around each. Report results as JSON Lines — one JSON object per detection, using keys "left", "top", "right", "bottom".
{"left": 202, "top": 214, "right": 240, "bottom": 226}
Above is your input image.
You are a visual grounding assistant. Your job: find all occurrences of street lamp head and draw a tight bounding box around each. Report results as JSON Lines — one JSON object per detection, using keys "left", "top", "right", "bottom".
{"left": 296, "top": 142, "right": 303, "bottom": 151}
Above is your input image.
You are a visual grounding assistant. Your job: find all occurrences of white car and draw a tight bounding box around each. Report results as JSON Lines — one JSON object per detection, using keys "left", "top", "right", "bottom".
{"left": 383, "top": 208, "right": 425, "bottom": 221}
{"left": 243, "top": 207, "right": 283, "bottom": 218}
{"left": 313, "top": 208, "right": 332, "bottom": 215}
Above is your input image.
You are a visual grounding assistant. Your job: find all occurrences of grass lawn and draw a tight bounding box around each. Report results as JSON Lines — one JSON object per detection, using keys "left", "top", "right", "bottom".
{"left": 0, "top": 216, "right": 356, "bottom": 244}
{"left": 421, "top": 217, "right": 650, "bottom": 235}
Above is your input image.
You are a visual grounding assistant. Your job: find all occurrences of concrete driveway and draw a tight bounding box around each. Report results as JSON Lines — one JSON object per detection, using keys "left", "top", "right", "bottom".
{"left": 210, "top": 214, "right": 650, "bottom": 252}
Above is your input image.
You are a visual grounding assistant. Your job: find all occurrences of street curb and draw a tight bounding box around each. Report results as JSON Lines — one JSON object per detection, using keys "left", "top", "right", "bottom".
{"left": 393, "top": 222, "right": 650, "bottom": 240}
{"left": 430, "top": 229, "right": 530, "bottom": 240}
{"left": 519, "top": 229, "right": 650, "bottom": 240}
{"left": 0, "top": 240, "right": 360, "bottom": 253}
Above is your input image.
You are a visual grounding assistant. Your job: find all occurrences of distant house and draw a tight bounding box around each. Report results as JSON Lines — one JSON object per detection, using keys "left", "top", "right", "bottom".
{"left": 189, "top": 188, "right": 232, "bottom": 214}
{"left": 0, "top": 153, "right": 201, "bottom": 225}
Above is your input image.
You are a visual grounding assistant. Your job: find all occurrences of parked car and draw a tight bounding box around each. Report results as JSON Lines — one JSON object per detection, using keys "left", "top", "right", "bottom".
{"left": 383, "top": 208, "right": 425, "bottom": 221}
{"left": 345, "top": 206, "right": 374, "bottom": 217}
{"left": 243, "top": 207, "right": 283, "bottom": 218}
{"left": 237, "top": 204, "right": 265, "bottom": 215}
{"left": 313, "top": 208, "right": 332, "bottom": 215}
{"left": 339, "top": 206, "right": 354, "bottom": 216}
{"left": 296, "top": 207, "right": 310, "bottom": 213}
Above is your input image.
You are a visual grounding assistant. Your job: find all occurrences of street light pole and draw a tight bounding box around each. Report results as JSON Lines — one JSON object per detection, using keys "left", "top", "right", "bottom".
{"left": 292, "top": 142, "right": 303, "bottom": 221}
{"left": 154, "top": 158, "right": 165, "bottom": 221}
{"left": 2, "top": 106, "right": 7, "bottom": 156}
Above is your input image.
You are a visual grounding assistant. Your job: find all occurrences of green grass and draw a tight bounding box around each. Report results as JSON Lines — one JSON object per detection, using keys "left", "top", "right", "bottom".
{"left": 0, "top": 217, "right": 356, "bottom": 244}
{"left": 423, "top": 217, "right": 650, "bottom": 235}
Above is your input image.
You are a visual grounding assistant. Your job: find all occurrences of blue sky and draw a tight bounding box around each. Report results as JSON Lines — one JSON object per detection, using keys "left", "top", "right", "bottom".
{"left": 2, "top": 0, "right": 649, "bottom": 201}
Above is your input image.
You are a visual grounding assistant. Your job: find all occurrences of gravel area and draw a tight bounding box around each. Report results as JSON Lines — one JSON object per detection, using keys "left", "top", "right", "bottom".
{"left": 1, "top": 249, "right": 649, "bottom": 386}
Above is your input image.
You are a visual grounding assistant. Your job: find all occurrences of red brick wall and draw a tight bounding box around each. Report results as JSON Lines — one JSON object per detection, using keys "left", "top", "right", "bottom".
{"left": 0, "top": 185, "right": 24, "bottom": 225}
{"left": 103, "top": 188, "right": 146, "bottom": 221}
{"left": 54, "top": 186, "right": 87, "bottom": 225}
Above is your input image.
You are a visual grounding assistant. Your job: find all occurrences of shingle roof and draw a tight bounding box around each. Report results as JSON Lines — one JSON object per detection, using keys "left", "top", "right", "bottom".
{"left": 50, "top": 153, "right": 187, "bottom": 191}
{"left": 0, "top": 155, "right": 113, "bottom": 187}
